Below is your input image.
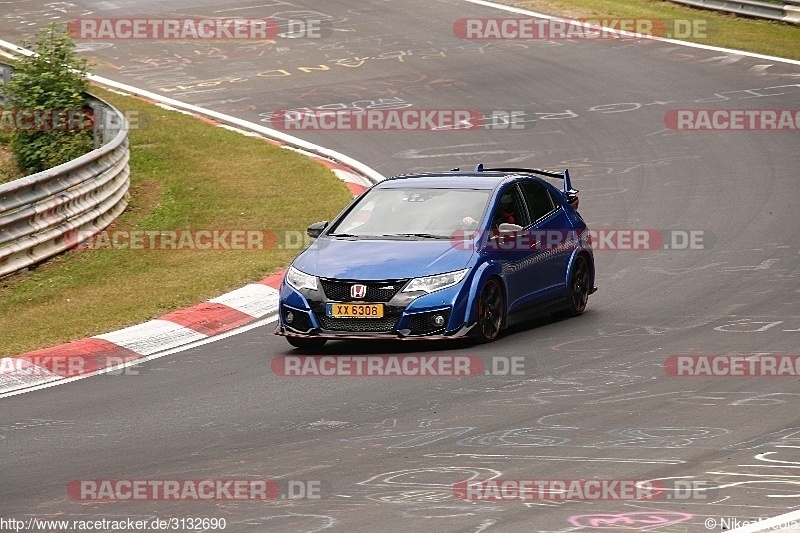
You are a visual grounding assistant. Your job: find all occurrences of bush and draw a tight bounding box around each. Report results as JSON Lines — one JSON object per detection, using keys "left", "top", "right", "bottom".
{"left": 1, "top": 24, "right": 93, "bottom": 174}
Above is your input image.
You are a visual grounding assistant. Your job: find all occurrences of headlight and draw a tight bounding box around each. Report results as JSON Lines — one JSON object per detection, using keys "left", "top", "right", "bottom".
{"left": 286, "top": 266, "right": 318, "bottom": 291}
{"left": 402, "top": 268, "right": 469, "bottom": 294}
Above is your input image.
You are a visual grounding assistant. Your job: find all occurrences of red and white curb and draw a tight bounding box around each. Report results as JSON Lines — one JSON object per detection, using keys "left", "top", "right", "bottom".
{"left": 0, "top": 271, "right": 282, "bottom": 396}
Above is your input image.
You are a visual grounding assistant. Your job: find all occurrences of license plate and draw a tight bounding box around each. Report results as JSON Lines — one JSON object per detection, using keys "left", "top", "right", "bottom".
{"left": 326, "top": 303, "right": 384, "bottom": 318}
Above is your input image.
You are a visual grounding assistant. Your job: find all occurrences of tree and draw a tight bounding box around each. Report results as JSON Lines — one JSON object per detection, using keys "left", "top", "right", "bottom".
{"left": 1, "top": 23, "right": 93, "bottom": 174}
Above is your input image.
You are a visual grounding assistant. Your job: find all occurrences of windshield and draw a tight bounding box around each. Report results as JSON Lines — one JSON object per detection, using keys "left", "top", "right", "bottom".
{"left": 328, "top": 187, "right": 491, "bottom": 238}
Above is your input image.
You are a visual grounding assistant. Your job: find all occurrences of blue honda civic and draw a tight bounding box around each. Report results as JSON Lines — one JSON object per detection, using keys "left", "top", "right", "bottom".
{"left": 275, "top": 165, "right": 596, "bottom": 349}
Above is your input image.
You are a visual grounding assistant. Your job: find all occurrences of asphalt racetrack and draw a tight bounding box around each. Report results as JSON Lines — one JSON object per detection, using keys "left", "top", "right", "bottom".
{"left": 1, "top": 0, "right": 799, "bottom": 531}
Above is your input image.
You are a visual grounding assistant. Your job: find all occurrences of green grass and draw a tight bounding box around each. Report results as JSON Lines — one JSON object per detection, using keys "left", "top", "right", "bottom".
{"left": 500, "top": 0, "right": 800, "bottom": 60}
{"left": 0, "top": 86, "right": 353, "bottom": 356}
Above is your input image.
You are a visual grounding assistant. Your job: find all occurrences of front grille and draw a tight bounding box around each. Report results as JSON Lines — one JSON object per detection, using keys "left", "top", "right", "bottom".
{"left": 320, "top": 279, "right": 408, "bottom": 303}
{"left": 408, "top": 310, "right": 451, "bottom": 336}
{"left": 317, "top": 315, "right": 398, "bottom": 333}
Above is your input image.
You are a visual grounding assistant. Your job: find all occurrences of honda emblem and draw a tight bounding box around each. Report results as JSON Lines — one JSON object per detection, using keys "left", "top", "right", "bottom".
{"left": 351, "top": 284, "right": 367, "bottom": 299}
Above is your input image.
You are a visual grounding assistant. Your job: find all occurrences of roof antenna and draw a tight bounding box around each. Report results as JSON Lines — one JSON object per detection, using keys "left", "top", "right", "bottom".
{"left": 475, "top": 163, "right": 484, "bottom": 172}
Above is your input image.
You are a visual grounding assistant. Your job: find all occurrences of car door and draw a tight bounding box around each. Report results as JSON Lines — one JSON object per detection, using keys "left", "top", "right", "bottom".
{"left": 518, "top": 181, "right": 571, "bottom": 302}
{"left": 481, "top": 184, "right": 538, "bottom": 314}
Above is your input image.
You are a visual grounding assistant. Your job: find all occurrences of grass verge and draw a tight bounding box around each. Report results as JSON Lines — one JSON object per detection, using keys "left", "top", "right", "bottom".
{"left": 0, "top": 86, "right": 353, "bottom": 356}
{"left": 497, "top": 0, "right": 800, "bottom": 60}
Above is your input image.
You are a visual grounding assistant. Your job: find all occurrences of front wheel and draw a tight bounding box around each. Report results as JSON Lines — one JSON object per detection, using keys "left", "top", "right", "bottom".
{"left": 470, "top": 277, "right": 505, "bottom": 343}
{"left": 556, "top": 255, "right": 590, "bottom": 318}
{"left": 286, "top": 337, "right": 327, "bottom": 350}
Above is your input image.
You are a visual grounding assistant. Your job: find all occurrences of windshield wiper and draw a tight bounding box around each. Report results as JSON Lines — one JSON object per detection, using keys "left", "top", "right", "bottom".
{"left": 328, "top": 233, "right": 359, "bottom": 239}
{"left": 382, "top": 233, "right": 451, "bottom": 239}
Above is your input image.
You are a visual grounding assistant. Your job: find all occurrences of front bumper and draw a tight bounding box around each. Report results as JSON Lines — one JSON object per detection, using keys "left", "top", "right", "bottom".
{"left": 275, "top": 323, "right": 473, "bottom": 341}
{"left": 275, "top": 276, "right": 473, "bottom": 341}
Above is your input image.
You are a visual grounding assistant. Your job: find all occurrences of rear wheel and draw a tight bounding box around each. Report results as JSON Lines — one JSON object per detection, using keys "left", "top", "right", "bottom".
{"left": 286, "top": 337, "right": 327, "bottom": 350}
{"left": 556, "top": 255, "right": 590, "bottom": 318}
{"left": 470, "top": 277, "right": 505, "bottom": 343}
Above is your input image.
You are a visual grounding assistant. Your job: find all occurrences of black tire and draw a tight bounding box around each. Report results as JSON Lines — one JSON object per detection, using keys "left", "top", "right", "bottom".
{"left": 470, "top": 277, "right": 505, "bottom": 343}
{"left": 556, "top": 254, "right": 590, "bottom": 318}
{"left": 286, "top": 337, "right": 327, "bottom": 350}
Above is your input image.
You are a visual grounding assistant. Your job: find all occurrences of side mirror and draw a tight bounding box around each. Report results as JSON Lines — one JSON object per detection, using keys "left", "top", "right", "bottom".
{"left": 307, "top": 221, "right": 328, "bottom": 238}
{"left": 498, "top": 223, "right": 524, "bottom": 236}
{"left": 567, "top": 194, "right": 580, "bottom": 210}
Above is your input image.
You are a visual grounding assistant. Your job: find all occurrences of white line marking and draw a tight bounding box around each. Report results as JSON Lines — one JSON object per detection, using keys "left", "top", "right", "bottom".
{"left": 729, "top": 509, "right": 800, "bottom": 532}
{"left": 462, "top": 0, "right": 800, "bottom": 66}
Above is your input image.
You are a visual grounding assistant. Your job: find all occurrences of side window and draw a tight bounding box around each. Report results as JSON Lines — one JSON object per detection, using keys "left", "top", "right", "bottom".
{"left": 520, "top": 182, "right": 556, "bottom": 223}
{"left": 548, "top": 189, "right": 562, "bottom": 208}
{"left": 491, "top": 185, "right": 530, "bottom": 229}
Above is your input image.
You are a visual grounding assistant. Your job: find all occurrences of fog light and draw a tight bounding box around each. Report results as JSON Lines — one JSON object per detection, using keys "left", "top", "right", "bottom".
{"left": 285, "top": 310, "right": 294, "bottom": 324}
{"left": 431, "top": 314, "right": 445, "bottom": 327}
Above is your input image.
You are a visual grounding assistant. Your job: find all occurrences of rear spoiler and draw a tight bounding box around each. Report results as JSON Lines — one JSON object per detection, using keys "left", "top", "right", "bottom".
{"left": 469, "top": 164, "right": 578, "bottom": 197}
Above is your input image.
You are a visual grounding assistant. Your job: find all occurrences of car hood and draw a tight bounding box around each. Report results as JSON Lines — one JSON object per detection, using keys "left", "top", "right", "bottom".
{"left": 292, "top": 237, "right": 474, "bottom": 280}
